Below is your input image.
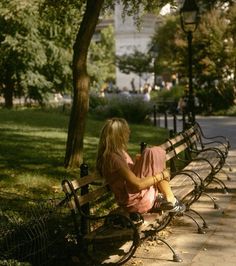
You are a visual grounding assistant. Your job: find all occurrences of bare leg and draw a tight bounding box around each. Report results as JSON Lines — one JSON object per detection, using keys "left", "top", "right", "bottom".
{"left": 133, "top": 147, "right": 177, "bottom": 205}
{"left": 157, "top": 180, "right": 176, "bottom": 204}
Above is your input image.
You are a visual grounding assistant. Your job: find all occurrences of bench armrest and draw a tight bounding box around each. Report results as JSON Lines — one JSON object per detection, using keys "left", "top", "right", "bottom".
{"left": 188, "top": 146, "right": 225, "bottom": 165}
{"left": 194, "top": 122, "right": 230, "bottom": 149}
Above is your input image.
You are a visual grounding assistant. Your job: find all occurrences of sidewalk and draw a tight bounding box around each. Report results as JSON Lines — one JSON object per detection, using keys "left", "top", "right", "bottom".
{"left": 125, "top": 117, "right": 236, "bottom": 266}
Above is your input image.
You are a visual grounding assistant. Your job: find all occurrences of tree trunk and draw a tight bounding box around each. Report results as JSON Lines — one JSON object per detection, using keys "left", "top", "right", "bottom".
{"left": 3, "top": 84, "right": 13, "bottom": 108}
{"left": 64, "top": 0, "right": 104, "bottom": 168}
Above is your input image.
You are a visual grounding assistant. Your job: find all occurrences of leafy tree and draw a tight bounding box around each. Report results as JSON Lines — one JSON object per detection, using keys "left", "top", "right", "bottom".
{"left": 151, "top": 15, "right": 182, "bottom": 76}
{"left": 0, "top": 0, "right": 81, "bottom": 107}
{"left": 226, "top": 3, "right": 236, "bottom": 88}
{"left": 0, "top": 0, "right": 51, "bottom": 107}
{"left": 88, "top": 24, "right": 116, "bottom": 90}
{"left": 63, "top": 0, "right": 105, "bottom": 168}
{"left": 193, "top": 7, "right": 235, "bottom": 110}
{"left": 150, "top": 3, "right": 235, "bottom": 112}
{"left": 198, "top": 0, "right": 235, "bottom": 11}
{"left": 63, "top": 0, "right": 174, "bottom": 168}
{"left": 39, "top": 0, "right": 83, "bottom": 96}
{"left": 116, "top": 49, "right": 153, "bottom": 87}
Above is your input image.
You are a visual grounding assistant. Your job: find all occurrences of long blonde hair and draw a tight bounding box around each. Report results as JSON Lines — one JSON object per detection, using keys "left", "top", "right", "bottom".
{"left": 96, "top": 117, "right": 130, "bottom": 177}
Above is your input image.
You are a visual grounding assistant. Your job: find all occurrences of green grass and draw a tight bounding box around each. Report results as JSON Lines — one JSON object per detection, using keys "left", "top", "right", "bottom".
{"left": 0, "top": 108, "right": 169, "bottom": 206}
{"left": 0, "top": 108, "right": 68, "bottom": 201}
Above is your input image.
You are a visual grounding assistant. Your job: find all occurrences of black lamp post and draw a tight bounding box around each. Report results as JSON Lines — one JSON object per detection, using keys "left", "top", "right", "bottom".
{"left": 180, "top": 0, "right": 200, "bottom": 124}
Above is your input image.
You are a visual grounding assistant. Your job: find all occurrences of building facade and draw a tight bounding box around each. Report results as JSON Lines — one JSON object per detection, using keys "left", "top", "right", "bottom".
{"left": 114, "top": 3, "right": 160, "bottom": 91}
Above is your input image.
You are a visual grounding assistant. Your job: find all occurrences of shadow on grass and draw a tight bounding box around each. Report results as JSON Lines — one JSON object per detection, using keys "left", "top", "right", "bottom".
{"left": 0, "top": 128, "right": 65, "bottom": 167}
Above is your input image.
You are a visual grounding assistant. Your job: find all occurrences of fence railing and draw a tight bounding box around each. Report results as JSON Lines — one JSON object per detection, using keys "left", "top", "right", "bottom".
{"left": 152, "top": 105, "right": 189, "bottom": 134}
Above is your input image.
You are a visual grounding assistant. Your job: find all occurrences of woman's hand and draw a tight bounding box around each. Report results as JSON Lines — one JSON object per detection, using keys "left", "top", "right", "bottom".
{"left": 134, "top": 153, "right": 141, "bottom": 162}
{"left": 162, "top": 169, "right": 171, "bottom": 181}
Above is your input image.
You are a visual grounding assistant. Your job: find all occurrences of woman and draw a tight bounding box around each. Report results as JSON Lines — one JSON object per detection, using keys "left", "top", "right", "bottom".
{"left": 96, "top": 117, "right": 185, "bottom": 214}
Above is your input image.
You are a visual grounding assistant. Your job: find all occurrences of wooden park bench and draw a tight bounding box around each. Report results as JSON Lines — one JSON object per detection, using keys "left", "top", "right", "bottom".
{"left": 180, "top": 123, "right": 231, "bottom": 193}
{"left": 60, "top": 123, "right": 230, "bottom": 265}
{"left": 192, "top": 121, "right": 230, "bottom": 158}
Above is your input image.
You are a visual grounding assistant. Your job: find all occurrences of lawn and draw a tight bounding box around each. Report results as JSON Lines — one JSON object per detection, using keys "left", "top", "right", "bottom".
{"left": 0, "top": 108, "right": 169, "bottom": 206}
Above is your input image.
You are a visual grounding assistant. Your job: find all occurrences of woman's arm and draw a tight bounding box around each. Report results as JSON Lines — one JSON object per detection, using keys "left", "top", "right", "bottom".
{"left": 116, "top": 165, "right": 170, "bottom": 193}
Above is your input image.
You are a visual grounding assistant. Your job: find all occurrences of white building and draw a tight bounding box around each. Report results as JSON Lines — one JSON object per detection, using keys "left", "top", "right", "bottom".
{"left": 114, "top": 3, "right": 161, "bottom": 91}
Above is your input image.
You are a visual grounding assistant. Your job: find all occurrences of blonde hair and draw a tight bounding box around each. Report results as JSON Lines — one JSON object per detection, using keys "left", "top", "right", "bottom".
{"left": 96, "top": 117, "right": 130, "bottom": 177}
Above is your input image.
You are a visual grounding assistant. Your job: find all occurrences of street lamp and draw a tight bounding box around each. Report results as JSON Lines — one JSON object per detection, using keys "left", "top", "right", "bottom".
{"left": 180, "top": 0, "right": 200, "bottom": 124}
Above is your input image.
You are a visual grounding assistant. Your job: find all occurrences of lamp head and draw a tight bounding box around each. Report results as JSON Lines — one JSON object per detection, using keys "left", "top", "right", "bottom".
{"left": 180, "top": 0, "right": 200, "bottom": 33}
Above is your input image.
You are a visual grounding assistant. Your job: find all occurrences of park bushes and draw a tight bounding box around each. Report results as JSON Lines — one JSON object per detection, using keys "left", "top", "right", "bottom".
{"left": 89, "top": 93, "right": 153, "bottom": 123}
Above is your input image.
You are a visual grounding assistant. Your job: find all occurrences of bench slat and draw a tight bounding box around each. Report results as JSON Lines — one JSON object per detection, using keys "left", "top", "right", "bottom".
{"left": 71, "top": 175, "right": 100, "bottom": 190}
{"left": 79, "top": 186, "right": 110, "bottom": 206}
{"left": 168, "top": 134, "right": 185, "bottom": 145}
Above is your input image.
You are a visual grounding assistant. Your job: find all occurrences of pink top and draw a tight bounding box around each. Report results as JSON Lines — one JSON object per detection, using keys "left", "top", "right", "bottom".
{"left": 103, "top": 147, "right": 166, "bottom": 213}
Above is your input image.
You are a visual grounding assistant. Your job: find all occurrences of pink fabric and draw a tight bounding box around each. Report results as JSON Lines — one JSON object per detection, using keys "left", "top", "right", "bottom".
{"left": 103, "top": 146, "right": 166, "bottom": 213}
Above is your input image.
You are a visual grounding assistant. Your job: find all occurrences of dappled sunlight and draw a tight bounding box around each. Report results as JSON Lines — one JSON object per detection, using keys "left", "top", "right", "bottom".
{"left": 84, "top": 136, "right": 99, "bottom": 146}
{"left": 0, "top": 109, "right": 169, "bottom": 207}
{"left": 0, "top": 171, "right": 63, "bottom": 200}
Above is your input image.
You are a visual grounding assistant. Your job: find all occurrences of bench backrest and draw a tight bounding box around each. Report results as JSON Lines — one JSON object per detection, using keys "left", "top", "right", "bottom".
{"left": 164, "top": 127, "right": 197, "bottom": 159}
{"left": 61, "top": 174, "right": 110, "bottom": 213}
{"left": 182, "top": 125, "right": 202, "bottom": 150}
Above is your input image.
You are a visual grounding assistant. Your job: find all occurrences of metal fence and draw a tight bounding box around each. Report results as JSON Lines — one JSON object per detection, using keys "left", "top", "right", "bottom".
{"left": 0, "top": 196, "right": 72, "bottom": 266}
{"left": 152, "top": 105, "right": 189, "bottom": 134}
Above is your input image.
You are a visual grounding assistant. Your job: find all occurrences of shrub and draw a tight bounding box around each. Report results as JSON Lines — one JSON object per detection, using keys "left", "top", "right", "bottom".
{"left": 198, "top": 83, "right": 234, "bottom": 113}
{"left": 89, "top": 93, "right": 108, "bottom": 109}
{"left": 152, "top": 85, "right": 185, "bottom": 113}
{"left": 90, "top": 94, "right": 153, "bottom": 123}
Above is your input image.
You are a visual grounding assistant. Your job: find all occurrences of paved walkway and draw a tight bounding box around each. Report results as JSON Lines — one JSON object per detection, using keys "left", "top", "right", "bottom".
{"left": 125, "top": 116, "right": 236, "bottom": 266}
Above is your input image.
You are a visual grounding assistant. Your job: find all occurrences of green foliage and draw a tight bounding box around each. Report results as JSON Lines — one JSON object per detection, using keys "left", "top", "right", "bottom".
{"left": 151, "top": 15, "right": 182, "bottom": 75}
{"left": 198, "top": 81, "right": 234, "bottom": 112}
{"left": 216, "top": 105, "right": 236, "bottom": 116}
{"left": 156, "top": 85, "right": 185, "bottom": 100}
{"left": 116, "top": 49, "right": 153, "bottom": 76}
{"left": 88, "top": 25, "right": 116, "bottom": 88}
{"left": 0, "top": 0, "right": 50, "bottom": 106}
{"left": 151, "top": 5, "right": 236, "bottom": 113}
{"left": 0, "top": 0, "right": 82, "bottom": 107}
{"left": 89, "top": 92, "right": 108, "bottom": 109}
{"left": 0, "top": 260, "right": 30, "bottom": 266}
{"left": 198, "top": 0, "right": 235, "bottom": 11}
{"left": 152, "top": 85, "right": 185, "bottom": 113}
{"left": 39, "top": 1, "right": 84, "bottom": 95}
{"left": 193, "top": 8, "right": 235, "bottom": 110}
{"left": 90, "top": 95, "right": 153, "bottom": 123}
